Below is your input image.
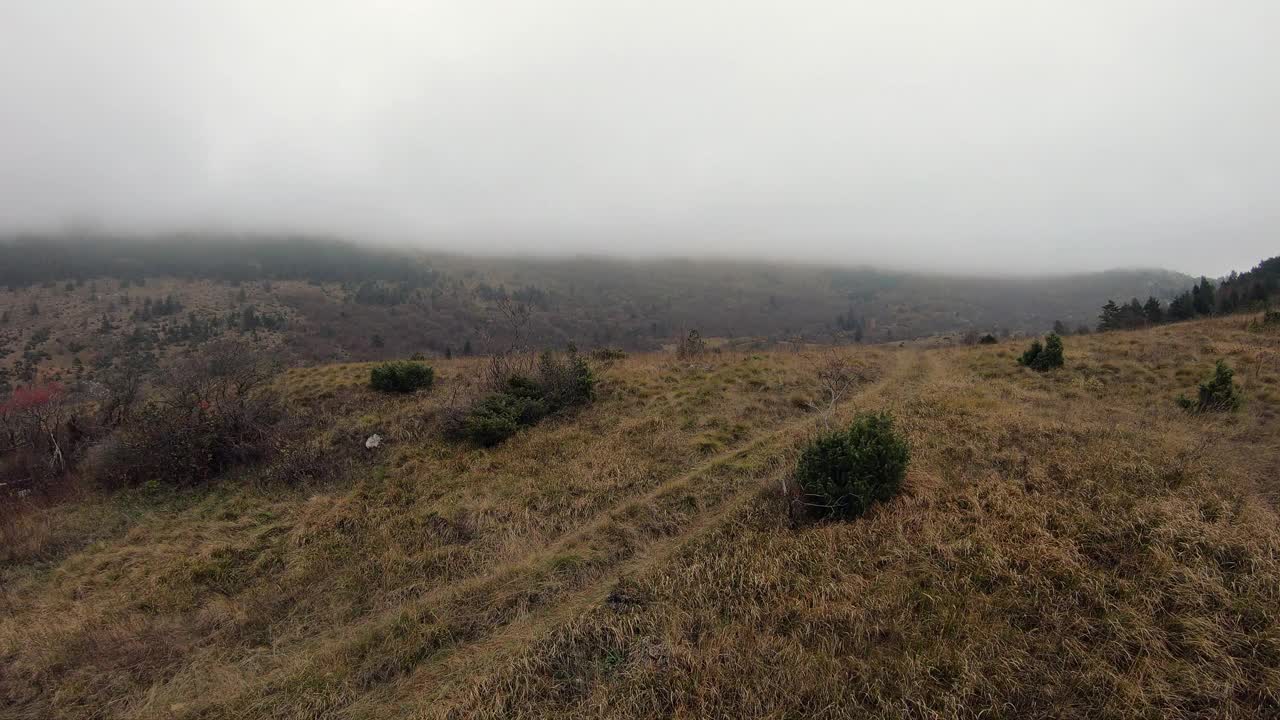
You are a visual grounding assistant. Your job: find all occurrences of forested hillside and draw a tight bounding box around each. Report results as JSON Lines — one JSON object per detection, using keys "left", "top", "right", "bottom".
{"left": 1097, "top": 256, "right": 1280, "bottom": 332}
{"left": 0, "top": 235, "right": 1193, "bottom": 391}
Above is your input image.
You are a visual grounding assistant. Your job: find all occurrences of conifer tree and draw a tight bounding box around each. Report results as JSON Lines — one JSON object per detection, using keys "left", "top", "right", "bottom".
{"left": 1124, "top": 298, "right": 1145, "bottom": 328}
{"left": 1143, "top": 296, "right": 1164, "bottom": 325}
{"left": 1099, "top": 300, "right": 1121, "bottom": 331}
{"left": 1192, "top": 277, "right": 1215, "bottom": 316}
{"left": 1168, "top": 292, "right": 1195, "bottom": 321}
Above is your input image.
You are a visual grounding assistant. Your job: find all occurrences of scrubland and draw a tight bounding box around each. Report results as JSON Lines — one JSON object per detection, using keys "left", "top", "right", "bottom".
{"left": 2, "top": 315, "right": 1278, "bottom": 719}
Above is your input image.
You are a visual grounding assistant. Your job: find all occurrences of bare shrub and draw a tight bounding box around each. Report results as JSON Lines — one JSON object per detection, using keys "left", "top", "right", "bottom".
{"left": 1246, "top": 309, "right": 1280, "bottom": 332}
{"left": 676, "top": 329, "right": 706, "bottom": 359}
{"left": 1, "top": 383, "right": 73, "bottom": 473}
{"left": 805, "top": 351, "right": 875, "bottom": 426}
{"left": 0, "top": 382, "right": 89, "bottom": 498}
{"left": 94, "top": 353, "right": 151, "bottom": 428}
{"left": 480, "top": 297, "right": 536, "bottom": 392}
{"left": 590, "top": 347, "right": 627, "bottom": 362}
{"left": 91, "top": 341, "right": 280, "bottom": 488}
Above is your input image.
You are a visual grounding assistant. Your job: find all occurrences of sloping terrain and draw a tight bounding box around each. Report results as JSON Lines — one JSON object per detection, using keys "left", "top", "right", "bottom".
{"left": 2, "top": 316, "right": 1279, "bottom": 719}
{"left": 0, "top": 237, "right": 1195, "bottom": 386}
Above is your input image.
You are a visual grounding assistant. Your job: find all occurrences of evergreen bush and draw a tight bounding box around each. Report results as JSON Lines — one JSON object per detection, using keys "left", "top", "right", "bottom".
{"left": 452, "top": 348, "right": 596, "bottom": 446}
{"left": 1018, "top": 333, "right": 1064, "bottom": 371}
{"left": 1177, "top": 360, "right": 1242, "bottom": 412}
{"left": 370, "top": 361, "right": 434, "bottom": 393}
{"left": 793, "top": 412, "right": 909, "bottom": 520}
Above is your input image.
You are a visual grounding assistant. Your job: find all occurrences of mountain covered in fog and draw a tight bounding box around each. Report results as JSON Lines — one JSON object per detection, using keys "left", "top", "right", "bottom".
{"left": 0, "top": 235, "right": 1194, "bottom": 376}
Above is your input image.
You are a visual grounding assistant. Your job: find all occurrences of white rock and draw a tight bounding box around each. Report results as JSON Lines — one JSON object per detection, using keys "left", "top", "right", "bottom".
{"left": 365, "top": 433, "right": 382, "bottom": 450}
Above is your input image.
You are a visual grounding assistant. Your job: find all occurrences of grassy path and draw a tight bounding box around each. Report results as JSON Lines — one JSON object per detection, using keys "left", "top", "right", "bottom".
{"left": 196, "top": 352, "right": 915, "bottom": 719}
{"left": 336, "top": 351, "right": 933, "bottom": 718}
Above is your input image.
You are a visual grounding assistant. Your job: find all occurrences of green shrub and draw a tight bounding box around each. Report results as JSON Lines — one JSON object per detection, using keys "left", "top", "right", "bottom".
{"left": 370, "top": 361, "right": 434, "bottom": 393}
{"left": 461, "top": 392, "right": 549, "bottom": 446}
{"left": 1017, "top": 333, "right": 1064, "bottom": 371}
{"left": 452, "top": 348, "right": 596, "bottom": 446}
{"left": 793, "top": 412, "right": 910, "bottom": 520}
{"left": 1177, "top": 360, "right": 1242, "bottom": 412}
{"left": 978, "top": 334, "right": 998, "bottom": 345}
{"left": 1018, "top": 339, "right": 1043, "bottom": 367}
{"left": 1038, "top": 333, "right": 1065, "bottom": 369}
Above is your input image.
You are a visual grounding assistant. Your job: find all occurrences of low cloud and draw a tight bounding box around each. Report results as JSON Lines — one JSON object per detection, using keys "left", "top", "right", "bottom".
{"left": 2, "top": 1, "right": 1277, "bottom": 275}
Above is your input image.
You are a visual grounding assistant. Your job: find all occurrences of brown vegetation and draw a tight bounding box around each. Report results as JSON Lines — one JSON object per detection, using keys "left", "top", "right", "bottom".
{"left": 2, "top": 316, "right": 1279, "bottom": 719}
{"left": 0, "top": 248, "right": 1198, "bottom": 391}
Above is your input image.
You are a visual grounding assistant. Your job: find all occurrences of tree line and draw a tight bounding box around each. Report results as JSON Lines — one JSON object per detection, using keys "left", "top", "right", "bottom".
{"left": 0, "top": 234, "right": 440, "bottom": 287}
{"left": 1097, "top": 256, "right": 1278, "bottom": 332}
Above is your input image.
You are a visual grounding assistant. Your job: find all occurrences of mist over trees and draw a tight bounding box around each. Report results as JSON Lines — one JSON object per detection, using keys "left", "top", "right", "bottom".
{"left": 1, "top": 234, "right": 1198, "bottom": 353}
{"left": 0, "top": 235, "right": 438, "bottom": 287}
{"left": 1096, "top": 256, "right": 1278, "bottom": 332}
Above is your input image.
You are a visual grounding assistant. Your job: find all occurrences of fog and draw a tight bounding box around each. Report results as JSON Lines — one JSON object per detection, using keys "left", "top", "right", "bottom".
{"left": 2, "top": 1, "right": 1277, "bottom": 275}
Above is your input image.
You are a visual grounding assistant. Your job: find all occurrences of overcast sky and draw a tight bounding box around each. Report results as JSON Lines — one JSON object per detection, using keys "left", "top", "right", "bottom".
{"left": 1, "top": 2, "right": 1276, "bottom": 275}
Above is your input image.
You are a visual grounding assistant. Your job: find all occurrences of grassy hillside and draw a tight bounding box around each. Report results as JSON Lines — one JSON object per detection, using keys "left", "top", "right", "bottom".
{"left": 2, "top": 314, "right": 1278, "bottom": 718}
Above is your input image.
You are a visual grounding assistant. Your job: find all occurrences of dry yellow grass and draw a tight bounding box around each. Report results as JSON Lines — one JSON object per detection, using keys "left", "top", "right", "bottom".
{"left": 2, "top": 317, "right": 1278, "bottom": 719}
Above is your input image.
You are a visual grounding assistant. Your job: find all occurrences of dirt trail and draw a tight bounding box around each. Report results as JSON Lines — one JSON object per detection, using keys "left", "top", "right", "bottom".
{"left": 334, "top": 350, "right": 934, "bottom": 718}
{"left": 178, "top": 350, "right": 940, "bottom": 719}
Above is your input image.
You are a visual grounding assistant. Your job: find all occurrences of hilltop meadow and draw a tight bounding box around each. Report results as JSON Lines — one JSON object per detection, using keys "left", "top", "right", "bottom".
{"left": 2, "top": 311, "right": 1278, "bottom": 719}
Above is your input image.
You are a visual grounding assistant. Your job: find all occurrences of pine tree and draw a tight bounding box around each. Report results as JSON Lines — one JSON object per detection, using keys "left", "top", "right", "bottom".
{"left": 1143, "top": 296, "right": 1164, "bottom": 325}
{"left": 1038, "top": 333, "right": 1065, "bottom": 370}
{"left": 1099, "top": 300, "right": 1121, "bottom": 331}
{"left": 1168, "top": 291, "right": 1195, "bottom": 321}
{"left": 1192, "top": 277, "right": 1216, "bottom": 316}
{"left": 1018, "top": 339, "right": 1044, "bottom": 368}
{"left": 1178, "top": 360, "right": 1242, "bottom": 412}
{"left": 1114, "top": 299, "right": 1143, "bottom": 328}
{"left": 1217, "top": 287, "right": 1238, "bottom": 315}
{"left": 1017, "top": 333, "right": 1065, "bottom": 371}
{"left": 1200, "top": 277, "right": 1216, "bottom": 314}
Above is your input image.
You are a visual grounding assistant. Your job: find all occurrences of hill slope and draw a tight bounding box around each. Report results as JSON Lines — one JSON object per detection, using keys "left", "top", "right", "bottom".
{"left": 0, "top": 237, "right": 1194, "bottom": 386}
{"left": 3, "top": 316, "right": 1279, "bottom": 718}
